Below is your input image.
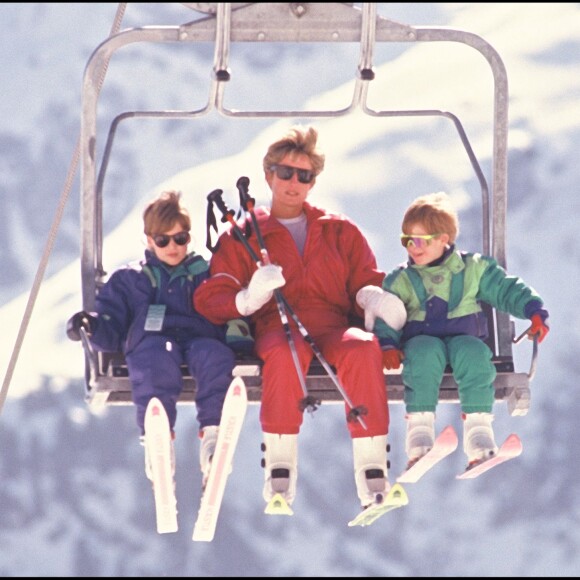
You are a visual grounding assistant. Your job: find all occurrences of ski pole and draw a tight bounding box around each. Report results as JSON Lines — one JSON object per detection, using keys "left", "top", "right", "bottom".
{"left": 512, "top": 325, "right": 538, "bottom": 381}
{"left": 235, "top": 176, "right": 368, "bottom": 428}
{"left": 207, "top": 188, "right": 320, "bottom": 415}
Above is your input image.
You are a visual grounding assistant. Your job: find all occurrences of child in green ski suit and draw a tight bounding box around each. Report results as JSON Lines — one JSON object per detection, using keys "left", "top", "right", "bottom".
{"left": 373, "top": 192, "right": 549, "bottom": 469}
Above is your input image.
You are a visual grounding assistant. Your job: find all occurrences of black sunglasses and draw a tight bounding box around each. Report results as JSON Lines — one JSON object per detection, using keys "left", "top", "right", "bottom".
{"left": 270, "top": 164, "right": 315, "bottom": 184}
{"left": 152, "top": 231, "right": 190, "bottom": 248}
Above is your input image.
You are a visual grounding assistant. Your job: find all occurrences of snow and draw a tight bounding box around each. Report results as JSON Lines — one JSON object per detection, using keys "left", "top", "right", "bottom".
{"left": 0, "top": 2, "right": 579, "bottom": 576}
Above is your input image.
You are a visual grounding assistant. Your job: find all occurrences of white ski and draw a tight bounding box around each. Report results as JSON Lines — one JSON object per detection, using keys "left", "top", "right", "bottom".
{"left": 192, "top": 377, "right": 248, "bottom": 542}
{"left": 144, "top": 397, "right": 178, "bottom": 534}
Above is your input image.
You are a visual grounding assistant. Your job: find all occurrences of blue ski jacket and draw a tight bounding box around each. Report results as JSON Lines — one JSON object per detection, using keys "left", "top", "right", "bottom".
{"left": 89, "top": 249, "right": 228, "bottom": 355}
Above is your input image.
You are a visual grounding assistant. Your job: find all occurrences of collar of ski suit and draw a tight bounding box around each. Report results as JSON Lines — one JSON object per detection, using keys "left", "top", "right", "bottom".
{"left": 406, "top": 247, "right": 468, "bottom": 313}
{"left": 253, "top": 202, "right": 344, "bottom": 233}
{"left": 408, "top": 244, "right": 458, "bottom": 269}
{"left": 142, "top": 249, "right": 206, "bottom": 285}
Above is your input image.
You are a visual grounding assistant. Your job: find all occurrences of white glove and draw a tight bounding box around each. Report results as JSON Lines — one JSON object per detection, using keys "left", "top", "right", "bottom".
{"left": 235, "top": 264, "right": 286, "bottom": 316}
{"left": 356, "top": 285, "right": 407, "bottom": 332}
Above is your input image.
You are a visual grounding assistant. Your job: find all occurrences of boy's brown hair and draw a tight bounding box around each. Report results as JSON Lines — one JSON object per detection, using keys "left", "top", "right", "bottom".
{"left": 263, "top": 125, "right": 326, "bottom": 176}
{"left": 143, "top": 190, "right": 191, "bottom": 236}
{"left": 402, "top": 191, "right": 459, "bottom": 244}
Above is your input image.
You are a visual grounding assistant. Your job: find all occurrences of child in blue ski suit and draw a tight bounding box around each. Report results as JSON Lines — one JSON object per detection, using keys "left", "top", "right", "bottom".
{"left": 372, "top": 192, "right": 549, "bottom": 469}
{"left": 66, "top": 190, "right": 243, "bottom": 485}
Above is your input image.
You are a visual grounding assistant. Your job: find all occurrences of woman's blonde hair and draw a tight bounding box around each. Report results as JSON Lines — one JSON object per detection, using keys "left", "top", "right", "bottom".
{"left": 263, "top": 125, "right": 325, "bottom": 175}
{"left": 402, "top": 191, "right": 459, "bottom": 244}
{"left": 143, "top": 190, "right": 191, "bottom": 236}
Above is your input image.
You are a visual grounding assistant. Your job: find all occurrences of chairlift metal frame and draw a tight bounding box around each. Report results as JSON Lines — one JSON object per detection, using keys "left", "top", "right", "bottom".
{"left": 78, "top": 2, "right": 535, "bottom": 415}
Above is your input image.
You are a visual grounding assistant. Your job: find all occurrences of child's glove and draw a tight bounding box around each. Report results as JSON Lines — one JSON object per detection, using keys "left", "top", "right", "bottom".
{"left": 528, "top": 313, "right": 549, "bottom": 343}
{"left": 235, "top": 264, "right": 285, "bottom": 316}
{"left": 356, "top": 285, "right": 407, "bottom": 332}
{"left": 66, "top": 311, "right": 97, "bottom": 341}
{"left": 382, "top": 348, "right": 404, "bottom": 370}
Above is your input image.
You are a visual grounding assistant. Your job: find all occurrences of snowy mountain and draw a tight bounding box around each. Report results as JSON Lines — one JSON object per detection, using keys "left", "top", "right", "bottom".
{"left": 1, "top": 3, "right": 579, "bottom": 576}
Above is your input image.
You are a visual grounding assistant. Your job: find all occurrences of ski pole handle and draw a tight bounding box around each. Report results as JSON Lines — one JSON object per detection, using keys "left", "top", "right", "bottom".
{"left": 207, "top": 188, "right": 235, "bottom": 224}
{"left": 236, "top": 176, "right": 254, "bottom": 210}
{"left": 207, "top": 188, "right": 262, "bottom": 265}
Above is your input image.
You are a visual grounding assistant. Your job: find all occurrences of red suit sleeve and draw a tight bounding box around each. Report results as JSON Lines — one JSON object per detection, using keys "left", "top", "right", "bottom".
{"left": 194, "top": 229, "right": 257, "bottom": 324}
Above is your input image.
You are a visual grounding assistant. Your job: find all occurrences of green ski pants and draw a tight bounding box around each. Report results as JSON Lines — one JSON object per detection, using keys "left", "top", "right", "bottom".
{"left": 401, "top": 334, "right": 497, "bottom": 413}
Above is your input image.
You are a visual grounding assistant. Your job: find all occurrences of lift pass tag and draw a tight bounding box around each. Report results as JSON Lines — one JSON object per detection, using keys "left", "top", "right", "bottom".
{"left": 144, "top": 304, "right": 166, "bottom": 331}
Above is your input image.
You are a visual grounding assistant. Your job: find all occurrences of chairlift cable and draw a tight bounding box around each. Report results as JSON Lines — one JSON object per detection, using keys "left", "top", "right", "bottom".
{"left": 0, "top": 4, "right": 128, "bottom": 416}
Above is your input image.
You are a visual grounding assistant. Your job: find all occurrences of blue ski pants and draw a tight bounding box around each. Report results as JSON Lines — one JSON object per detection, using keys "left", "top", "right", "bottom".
{"left": 127, "top": 335, "right": 235, "bottom": 435}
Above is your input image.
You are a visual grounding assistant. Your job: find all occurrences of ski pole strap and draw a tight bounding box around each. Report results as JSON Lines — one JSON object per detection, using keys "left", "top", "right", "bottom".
{"left": 205, "top": 192, "right": 218, "bottom": 253}
{"left": 208, "top": 188, "right": 235, "bottom": 225}
{"left": 206, "top": 188, "right": 233, "bottom": 253}
{"left": 206, "top": 187, "right": 252, "bottom": 256}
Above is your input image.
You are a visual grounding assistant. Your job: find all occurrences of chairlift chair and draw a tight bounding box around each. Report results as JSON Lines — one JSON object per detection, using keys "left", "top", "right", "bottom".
{"left": 78, "top": 2, "right": 536, "bottom": 415}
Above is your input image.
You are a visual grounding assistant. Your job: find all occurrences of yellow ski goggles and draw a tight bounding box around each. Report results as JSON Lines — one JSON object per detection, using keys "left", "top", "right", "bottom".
{"left": 400, "top": 233, "right": 441, "bottom": 248}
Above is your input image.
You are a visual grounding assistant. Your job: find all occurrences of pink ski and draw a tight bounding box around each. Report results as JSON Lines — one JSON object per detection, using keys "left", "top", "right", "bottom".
{"left": 456, "top": 433, "right": 523, "bottom": 480}
{"left": 397, "top": 425, "right": 458, "bottom": 484}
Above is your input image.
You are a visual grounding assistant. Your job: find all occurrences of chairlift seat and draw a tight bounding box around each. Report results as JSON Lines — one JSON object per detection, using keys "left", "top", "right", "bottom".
{"left": 85, "top": 350, "right": 531, "bottom": 417}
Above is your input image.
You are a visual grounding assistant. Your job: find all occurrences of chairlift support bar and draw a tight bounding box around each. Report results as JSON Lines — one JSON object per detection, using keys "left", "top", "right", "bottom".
{"left": 79, "top": 3, "right": 528, "bottom": 415}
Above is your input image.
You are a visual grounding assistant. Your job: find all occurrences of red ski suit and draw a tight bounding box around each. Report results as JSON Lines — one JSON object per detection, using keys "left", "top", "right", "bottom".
{"left": 194, "top": 202, "right": 389, "bottom": 438}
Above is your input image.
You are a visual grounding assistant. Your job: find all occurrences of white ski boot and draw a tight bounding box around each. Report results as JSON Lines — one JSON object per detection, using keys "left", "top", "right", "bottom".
{"left": 463, "top": 412, "right": 499, "bottom": 464}
{"left": 261, "top": 432, "right": 298, "bottom": 507}
{"left": 405, "top": 412, "right": 435, "bottom": 468}
{"left": 353, "top": 435, "right": 390, "bottom": 509}
{"left": 199, "top": 425, "right": 219, "bottom": 488}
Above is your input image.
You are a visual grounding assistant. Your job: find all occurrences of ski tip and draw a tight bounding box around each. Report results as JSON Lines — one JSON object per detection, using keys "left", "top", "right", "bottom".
{"left": 230, "top": 375, "right": 246, "bottom": 388}
{"left": 145, "top": 398, "right": 162, "bottom": 419}
{"left": 228, "top": 376, "right": 247, "bottom": 400}
{"left": 264, "top": 493, "right": 294, "bottom": 516}
{"left": 144, "top": 397, "right": 170, "bottom": 426}
{"left": 439, "top": 424, "right": 459, "bottom": 447}
{"left": 456, "top": 433, "right": 523, "bottom": 479}
{"left": 504, "top": 433, "right": 523, "bottom": 454}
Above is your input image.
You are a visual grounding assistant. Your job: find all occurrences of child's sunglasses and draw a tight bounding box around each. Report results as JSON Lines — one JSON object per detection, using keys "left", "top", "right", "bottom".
{"left": 152, "top": 231, "right": 190, "bottom": 248}
{"left": 269, "top": 164, "right": 315, "bottom": 184}
{"left": 400, "top": 233, "right": 441, "bottom": 248}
